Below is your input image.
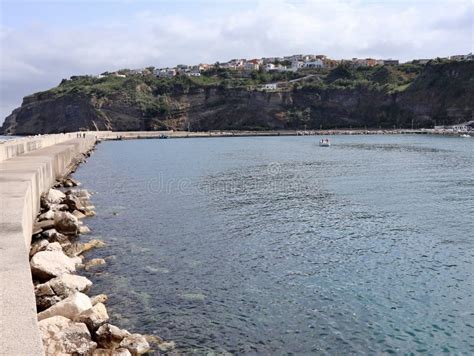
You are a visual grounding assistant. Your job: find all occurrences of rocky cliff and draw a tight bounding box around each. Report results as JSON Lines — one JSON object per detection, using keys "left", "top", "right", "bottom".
{"left": 2, "top": 61, "right": 473, "bottom": 135}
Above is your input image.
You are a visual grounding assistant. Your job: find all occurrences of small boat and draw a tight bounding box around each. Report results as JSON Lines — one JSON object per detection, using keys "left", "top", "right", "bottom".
{"left": 158, "top": 134, "right": 169, "bottom": 139}
{"left": 319, "top": 138, "right": 330, "bottom": 147}
{"left": 460, "top": 134, "right": 471, "bottom": 138}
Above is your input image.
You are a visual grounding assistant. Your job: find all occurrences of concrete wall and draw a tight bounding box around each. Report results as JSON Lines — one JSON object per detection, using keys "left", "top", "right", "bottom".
{"left": 0, "top": 132, "right": 103, "bottom": 162}
{"left": 0, "top": 134, "right": 96, "bottom": 355}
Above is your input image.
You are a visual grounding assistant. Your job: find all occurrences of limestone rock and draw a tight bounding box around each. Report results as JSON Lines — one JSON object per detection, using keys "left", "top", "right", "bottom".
{"left": 35, "top": 282, "right": 62, "bottom": 311}
{"left": 30, "top": 239, "right": 49, "bottom": 258}
{"left": 45, "top": 242, "right": 63, "bottom": 252}
{"left": 79, "top": 225, "right": 91, "bottom": 234}
{"left": 47, "top": 274, "right": 93, "bottom": 297}
{"left": 33, "top": 219, "right": 55, "bottom": 232}
{"left": 120, "top": 334, "right": 150, "bottom": 355}
{"left": 157, "top": 341, "right": 176, "bottom": 352}
{"left": 74, "top": 302, "right": 109, "bottom": 332}
{"left": 83, "top": 239, "right": 106, "bottom": 252}
{"left": 72, "top": 210, "right": 87, "bottom": 220}
{"left": 143, "top": 334, "right": 163, "bottom": 346}
{"left": 38, "top": 292, "right": 93, "bottom": 321}
{"left": 54, "top": 211, "right": 79, "bottom": 235}
{"left": 85, "top": 209, "right": 96, "bottom": 217}
{"left": 91, "top": 294, "right": 108, "bottom": 306}
{"left": 63, "top": 177, "right": 79, "bottom": 187}
{"left": 93, "top": 348, "right": 132, "bottom": 356}
{"left": 63, "top": 195, "right": 86, "bottom": 212}
{"left": 39, "top": 210, "right": 55, "bottom": 221}
{"left": 85, "top": 258, "right": 106, "bottom": 271}
{"left": 95, "top": 324, "right": 130, "bottom": 349}
{"left": 30, "top": 250, "right": 80, "bottom": 281}
{"left": 50, "top": 203, "right": 69, "bottom": 212}
{"left": 66, "top": 189, "right": 91, "bottom": 199}
{"left": 41, "top": 228, "right": 69, "bottom": 244}
{"left": 35, "top": 275, "right": 90, "bottom": 309}
{"left": 38, "top": 315, "right": 97, "bottom": 355}
{"left": 44, "top": 188, "right": 66, "bottom": 204}
{"left": 63, "top": 239, "right": 105, "bottom": 257}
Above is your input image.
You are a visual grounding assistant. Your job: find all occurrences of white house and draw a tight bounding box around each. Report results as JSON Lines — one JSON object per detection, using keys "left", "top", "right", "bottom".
{"left": 291, "top": 60, "right": 304, "bottom": 70}
{"left": 244, "top": 59, "right": 261, "bottom": 71}
{"left": 261, "top": 83, "right": 278, "bottom": 91}
{"left": 264, "top": 63, "right": 276, "bottom": 71}
{"left": 303, "top": 59, "right": 324, "bottom": 68}
{"left": 156, "top": 68, "right": 176, "bottom": 78}
{"left": 302, "top": 54, "right": 316, "bottom": 62}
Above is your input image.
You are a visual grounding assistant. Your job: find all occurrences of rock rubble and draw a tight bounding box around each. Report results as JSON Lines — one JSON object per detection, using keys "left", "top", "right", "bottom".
{"left": 29, "top": 173, "right": 175, "bottom": 355}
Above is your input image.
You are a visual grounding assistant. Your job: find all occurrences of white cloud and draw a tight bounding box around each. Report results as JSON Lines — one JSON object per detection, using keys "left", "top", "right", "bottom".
{"left": 1, "top": 0, "right": 472, "bottom": 123}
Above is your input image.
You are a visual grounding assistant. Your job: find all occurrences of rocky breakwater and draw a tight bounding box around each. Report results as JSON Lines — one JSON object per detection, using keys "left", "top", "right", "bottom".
{"left": 29, "top": 182, "right": 175, "bottom": 355}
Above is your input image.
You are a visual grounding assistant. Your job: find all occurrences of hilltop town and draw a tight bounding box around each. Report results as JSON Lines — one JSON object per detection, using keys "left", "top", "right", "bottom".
{"left": 95, "top": 52, "right": 473, "bottom": 82}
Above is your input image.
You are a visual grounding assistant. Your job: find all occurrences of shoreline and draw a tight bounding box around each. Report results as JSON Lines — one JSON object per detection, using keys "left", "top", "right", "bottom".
{"left": 27, "top": 141, "right": 174, "bottom": 354}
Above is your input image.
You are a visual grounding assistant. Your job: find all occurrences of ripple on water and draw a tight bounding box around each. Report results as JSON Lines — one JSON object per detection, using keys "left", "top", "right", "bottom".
{"left": 73, "top": 135, "right": 474, "bottom": 354}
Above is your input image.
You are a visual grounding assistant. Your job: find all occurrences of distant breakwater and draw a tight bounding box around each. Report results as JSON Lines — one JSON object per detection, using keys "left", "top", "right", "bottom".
{"left": 94, "top": 128, "right": 468, "bottom": 142}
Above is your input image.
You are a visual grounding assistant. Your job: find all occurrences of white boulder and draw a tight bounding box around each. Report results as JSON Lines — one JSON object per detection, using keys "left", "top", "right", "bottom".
{"left": 95, "top": 324, "right": 130, "bottom": 349}
{"left": 47, "top": 274, "right": 93, "bottom": 297}
{"left": 74, "top": 302, "right": 109, "bottom": 331}
{"left": 44, "top": 189, "right": 66, "bottom": 204}
{"left": 120, "top": 334, "right": 150, "bottom": 355}
{"left": 67, "top": 189, "right": 91, "bottom": 199}
{"left": 85, "top": 258, "right": 106, "bottom": 271}
{"left": 38, "top": 315, "right": 97, "bottom": 355}
{"left": 39, "top": 210, "right": 55, "bottom": 221}
{"left": 30, "top": 250, "right": 81, "bottom": 281}
{"left": 38, "top": 292, "right": 92, "bottom": 321}
{"left": 91, "top": 294, "right": 108, "bottom": 306}
{"left": 45, "top": 242, "right": 63, "bottom": 252}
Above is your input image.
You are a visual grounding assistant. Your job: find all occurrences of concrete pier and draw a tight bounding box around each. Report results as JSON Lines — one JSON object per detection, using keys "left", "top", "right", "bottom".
{"left": 0, "top": 134, "right": 96, "bottom": 355}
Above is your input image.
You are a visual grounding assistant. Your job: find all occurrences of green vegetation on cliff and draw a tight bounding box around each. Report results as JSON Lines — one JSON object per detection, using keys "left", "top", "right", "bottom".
{"left": 2, "top": 61, "right": 473, "bottom": 134}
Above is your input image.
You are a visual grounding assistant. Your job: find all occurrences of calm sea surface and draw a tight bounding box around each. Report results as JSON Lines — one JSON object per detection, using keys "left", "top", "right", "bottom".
{"left": 0, "top": 135, "right": 18, "bottom": 141}
{"left": 74, "top": 135, "right": 474, "bottom": 354}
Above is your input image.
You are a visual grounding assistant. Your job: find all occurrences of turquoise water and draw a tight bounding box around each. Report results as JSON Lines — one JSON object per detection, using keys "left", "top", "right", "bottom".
{"left": 74, "top": 135, "right": 474, "bottom": 354}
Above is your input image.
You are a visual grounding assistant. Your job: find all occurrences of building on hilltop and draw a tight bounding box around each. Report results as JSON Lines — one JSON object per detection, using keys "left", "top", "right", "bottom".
{"left": 260, "top": 83, "right": 278, "bottom": 91}
{"left": 155, "top": 68, "right": 176, "bottom": 78}
{"left": 244, "top": 59, "right": 262, "bottom": 71}
{"left": 303, "top": 59, "right": 324, "bottom": 68}
{"left": 351, "top": 58, "right": 378, "bottom": 67}
{"left": 264, "top": 63, "right": 276, "bottom": 71}
{"left": 381, "top": 59, "right": 399, "bottom": 66}
{"left": 291, "top": 59, "right": 304, "bottom": 70}
{"left": 450, "top": 53, "right": 473, "bottom": 61}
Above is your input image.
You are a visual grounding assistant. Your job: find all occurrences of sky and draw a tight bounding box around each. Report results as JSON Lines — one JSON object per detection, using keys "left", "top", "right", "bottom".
{"left": 0, "top": 0, "right": 473, "bottom": 123}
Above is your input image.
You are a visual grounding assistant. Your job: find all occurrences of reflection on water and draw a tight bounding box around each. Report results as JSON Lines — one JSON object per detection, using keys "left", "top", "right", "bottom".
{"left": 74, "top": 135, "right": 474, "bottom": 354}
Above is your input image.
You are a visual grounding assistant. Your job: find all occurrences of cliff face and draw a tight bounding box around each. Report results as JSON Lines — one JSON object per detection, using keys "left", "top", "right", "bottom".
{"left": 2, "top": 62, "right": 473, "bottom": 135}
